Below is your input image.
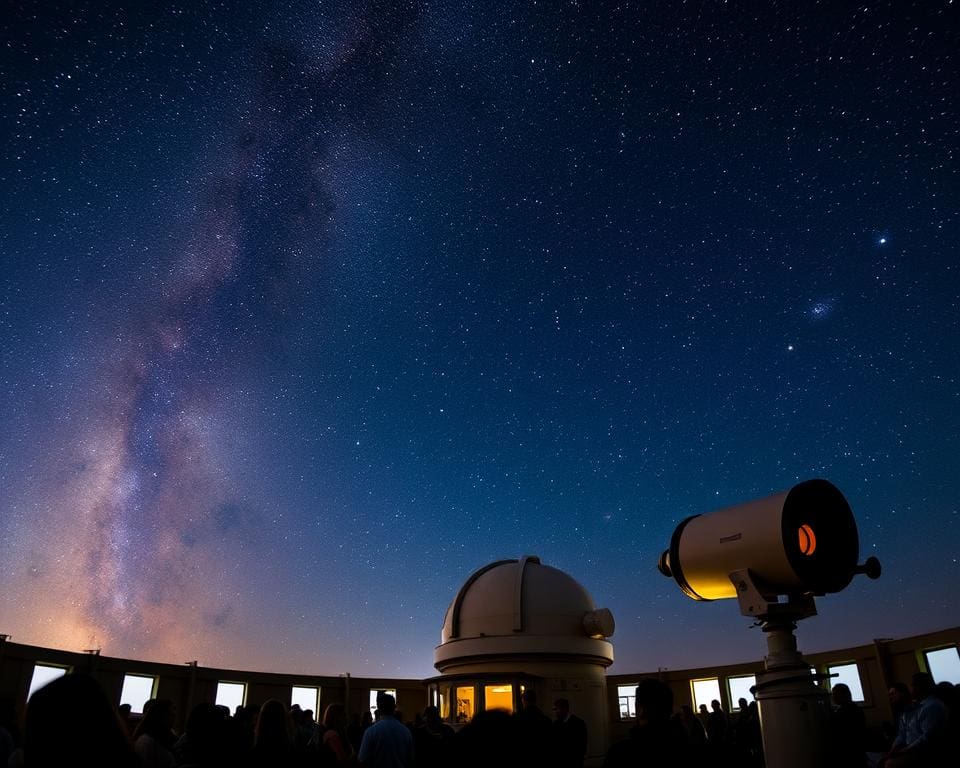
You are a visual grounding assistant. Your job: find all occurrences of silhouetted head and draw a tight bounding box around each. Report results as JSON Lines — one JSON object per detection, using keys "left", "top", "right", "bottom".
{"left": 256, "top": 699, "right": 293, "bottom": 748}
{"left": 698, "top": 704, "right": 708, "bottom": 714}
{"left": 376, "top": 692, "right": 397, "bottom": 716}
{"left": 24, "top": 673, "right": 137, "bottom": 768}
{"left": 738, "top": 697, "right": 748, "bottom": 710}
{"left": 423, "top": 705, "right": 441, "bottom": 726}
{"left": 888, "top": 682, "right": 909, "bottom": 710}
{"left": 710, "top": 699, "right": 722, "bottom": 712}
{"left": 934, "top": 681, "right": 958, "bottom": 710}
{"left": 635, "top": 679, "right": 673, "bottom": 724}
{"left": 132, "top": 698, "right": 175, "bottom": 743}
{"left": 832, "top": 683, "right": 853, "bottom": 706}
{"left": 323, "top": 703, "right": 347, "bottom": 730}
{"left": 185, "top": 702, "right": 223, "bottom": 735}
{"left": 520, "top": 689, "right": 538, "bottom": 709}
{"left": 553, "top": 698, "right": 570, "bottom": 721}
{"left": 183, "top": 702, "right": 226, "bottom": 758}
{"left": 911, "top": 672, "right": 936, "bottom": 700}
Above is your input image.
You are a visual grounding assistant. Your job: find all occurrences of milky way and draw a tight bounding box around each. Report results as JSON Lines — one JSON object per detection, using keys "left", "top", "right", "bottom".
{"left": 1, "top": 1, "right": 958, "bottom": 677}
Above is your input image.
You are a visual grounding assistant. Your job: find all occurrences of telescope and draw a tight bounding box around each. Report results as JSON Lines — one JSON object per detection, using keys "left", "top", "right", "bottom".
{"left": 657, "top": 478, "right": 882, "bottom": 768}
{"left": 658, "top": 478, "right": 880, "bottom": 614}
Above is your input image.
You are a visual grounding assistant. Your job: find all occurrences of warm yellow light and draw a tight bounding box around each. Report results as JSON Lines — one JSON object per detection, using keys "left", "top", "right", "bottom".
{"left": 439, "top": 688, "right": 449, "bottom": 720}
{"left": 798, "top": 523, "right": 817, "bottom": 556}
{"left": 483, "top": 684, "right": 514, "bottom": 713}
{"left": 455, "top": 686, "right": 475, "bottom": 723}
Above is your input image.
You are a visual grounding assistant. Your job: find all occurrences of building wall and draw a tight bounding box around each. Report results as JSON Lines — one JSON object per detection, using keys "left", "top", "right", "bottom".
{"left": 2, "top": 625, "right": 958, "bottom": 749}
{"left": 0, "top": 637, "right": 425, "bottom": 732}
{"left": 605, "top": 626, "right": 960, "bottom": 750}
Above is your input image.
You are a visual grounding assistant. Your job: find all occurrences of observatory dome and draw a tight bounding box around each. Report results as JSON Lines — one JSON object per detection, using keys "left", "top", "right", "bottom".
{"left": 434, "top": 555, "right": 614, "bottom": 671}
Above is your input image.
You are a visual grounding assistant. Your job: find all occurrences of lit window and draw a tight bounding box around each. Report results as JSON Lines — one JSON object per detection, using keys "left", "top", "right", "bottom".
{"left": 483, "top": 684, "right": 514, "bottom": 713}
{"left": 215, "top": 682, "right": 247, "bottom": 713}
{"left": 120, "top": 674, "right": 157, "bottom": 714}
{"left": 455, "top": 685, "right": 475, "bottom": 723}
{"left": 617, "top": 684, "right": 637, "bottom": 719}
{"left": 925, "top": 647, "right": 960, "bottom": 684}
{"left": 439, "top": 686, "right": 450, "bottom": 720}
{"left": 291, "top": 686, "right": 320, "bottom": 714}
{"left": 691, "top": 678, "right": 722, "bottom": 712}
{"left": 369, "top": 689, "right": 398, "bottom": 716}
{"left": 827, "top": 664, "right": 864, "bottom": 702}
{"left": 727, "top": 675, "right": 757, "bottom": 710}
{"left": 28, "top": 664, "right": 68, "bottom": 700}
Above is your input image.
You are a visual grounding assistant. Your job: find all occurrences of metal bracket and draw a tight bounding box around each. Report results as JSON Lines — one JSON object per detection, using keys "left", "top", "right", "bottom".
{"left": 729, "top": 569, "right": 818, "bottom": 622}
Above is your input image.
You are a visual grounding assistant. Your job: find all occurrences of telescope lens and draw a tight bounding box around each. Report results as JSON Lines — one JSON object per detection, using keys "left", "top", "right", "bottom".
{"left": 798, "top": 523, "right": 817, "bottom": 556}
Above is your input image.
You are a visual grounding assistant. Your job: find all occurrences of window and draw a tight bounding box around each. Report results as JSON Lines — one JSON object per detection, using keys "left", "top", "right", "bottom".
{"left": 28, "top": 664, "right": 68, "bottom": 700}
{"left": 727, "top": 675, "right": 757, "bottom": 710}
{"left": 369, "top": 689, "right": 397, "bottom": 716}
{"left": 925, "top": 647, "right": 960, "bottom": 684}
{"left": 215, "top": 682, "right": 247, "bottom": 713}
{"left": 291, "top": 686, "right": 320, "bottom": 714}
{"left": 617, "top": 684, "right": 637, "bottom": 719}
{"left": 455, "top": 685, "right": 475, "bottom": 723}
{"left": 119, "top": 674, "right": 157, "bottom": 714}
{"left": 827, "top": 663, "right": 864, "bottom": 702}
{"left": 691, "top": 678, "right": 722, "bottom": 713}
{"left": 483, "top": 684, "right": 514, "bottom": 713}
{"left": 439, "top": 685, "right": 450, "bottom": 720}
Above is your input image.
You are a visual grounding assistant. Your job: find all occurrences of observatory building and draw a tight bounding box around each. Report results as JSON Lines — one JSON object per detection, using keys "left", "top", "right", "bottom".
{"left": 430, "top": 555, "right": 615, "bottom": 763}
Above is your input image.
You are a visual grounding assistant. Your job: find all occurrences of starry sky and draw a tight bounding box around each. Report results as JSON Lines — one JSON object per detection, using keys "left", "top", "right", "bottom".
{"left": 1, "top": 1, "right": 958, "bottom": 679}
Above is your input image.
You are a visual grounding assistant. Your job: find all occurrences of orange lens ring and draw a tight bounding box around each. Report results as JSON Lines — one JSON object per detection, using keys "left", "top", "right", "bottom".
{"left": 798, "top": 523, "right": 817, "bottom": 555}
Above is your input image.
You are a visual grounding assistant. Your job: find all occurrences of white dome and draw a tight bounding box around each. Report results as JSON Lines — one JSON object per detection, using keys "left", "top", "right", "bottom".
{"left": 434, "top": 556, "right": 614, "bottom": 671}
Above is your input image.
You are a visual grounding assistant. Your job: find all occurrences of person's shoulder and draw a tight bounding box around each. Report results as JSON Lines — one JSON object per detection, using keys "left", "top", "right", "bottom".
{"left": 921, "top": 696, "right": 948, "bottom": 715}
{"left": 381, "top": 716, "right": 412, "bottom": 736}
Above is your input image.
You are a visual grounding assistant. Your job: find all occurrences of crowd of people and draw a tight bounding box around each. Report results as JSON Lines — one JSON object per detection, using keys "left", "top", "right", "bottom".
{"left": 0, "top": 671, "right": 956, "bottom": 767}
{"left": 604, "top": 673, "right": 958, "bottom": 768}
{"left": 0, "top": 680, "right": 588, "bottom": 768}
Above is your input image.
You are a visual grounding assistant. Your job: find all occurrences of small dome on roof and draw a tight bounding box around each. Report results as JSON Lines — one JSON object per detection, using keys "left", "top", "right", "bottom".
{"left": 434, "top": 556, "right": 615, "bottom": 671}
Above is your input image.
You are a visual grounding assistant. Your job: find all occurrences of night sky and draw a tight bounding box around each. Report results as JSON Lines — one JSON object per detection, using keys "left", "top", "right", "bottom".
{"left": 2, "top": 1, "right": 958, "bottom": 680}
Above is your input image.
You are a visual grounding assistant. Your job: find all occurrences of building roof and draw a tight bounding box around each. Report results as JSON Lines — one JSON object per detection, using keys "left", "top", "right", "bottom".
{"left": 434, "top": 556, "right": 615, "bottom": 671}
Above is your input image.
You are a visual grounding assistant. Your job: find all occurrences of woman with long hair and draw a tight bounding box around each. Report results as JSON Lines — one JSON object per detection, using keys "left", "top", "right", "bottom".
{"left": 321, "top": 703, "right": 356, "bottom": 764}
{"left": 132, "top": 698, "right": 177, "bottom": 768}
